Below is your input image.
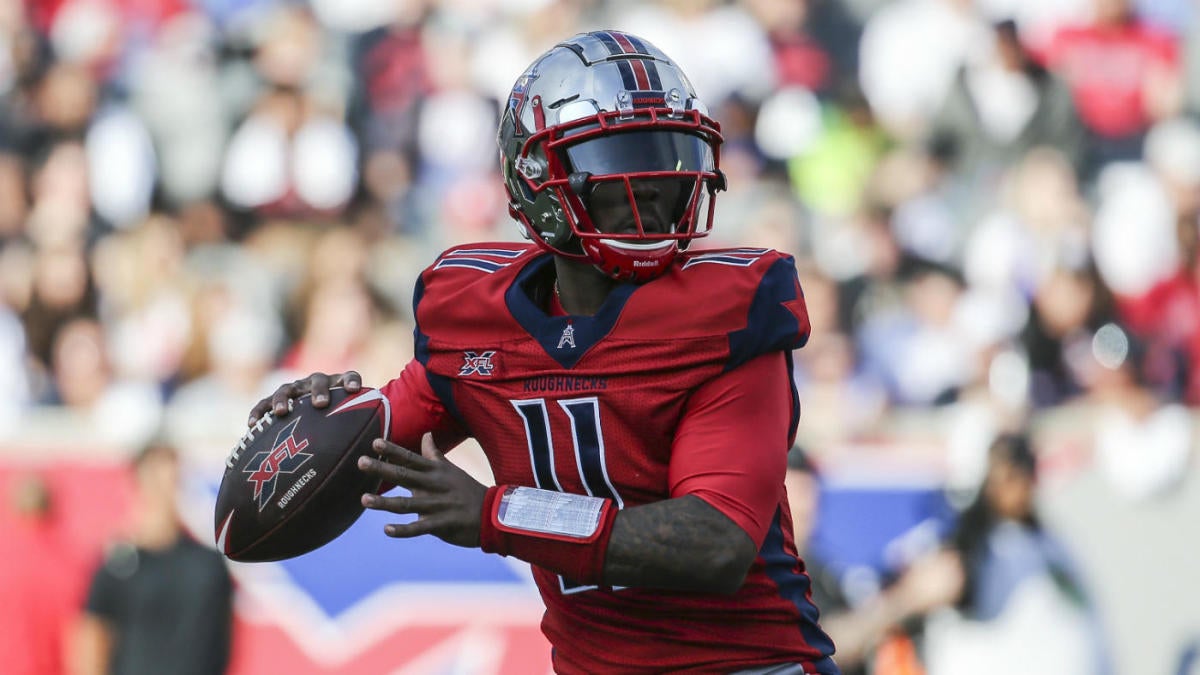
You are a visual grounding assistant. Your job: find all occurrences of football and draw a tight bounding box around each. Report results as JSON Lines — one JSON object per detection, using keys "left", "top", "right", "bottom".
{"left": 214, "top": 387, "right": 391, "bottom": 562}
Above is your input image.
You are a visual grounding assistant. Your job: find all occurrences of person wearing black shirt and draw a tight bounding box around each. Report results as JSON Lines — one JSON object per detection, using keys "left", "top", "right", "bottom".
{"left": 75, "top": 442, "right": 233, "bottom": 675}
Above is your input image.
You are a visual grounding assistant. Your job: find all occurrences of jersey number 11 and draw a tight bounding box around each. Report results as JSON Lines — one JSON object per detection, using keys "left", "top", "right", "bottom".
{"left": 511, "top": 396, "right": 624, "bottom": 594}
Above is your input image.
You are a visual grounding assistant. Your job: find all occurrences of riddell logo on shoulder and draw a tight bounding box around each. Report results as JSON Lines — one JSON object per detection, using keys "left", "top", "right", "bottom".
{"left": 633, "top": 260, "right": 657, "bottom": 267}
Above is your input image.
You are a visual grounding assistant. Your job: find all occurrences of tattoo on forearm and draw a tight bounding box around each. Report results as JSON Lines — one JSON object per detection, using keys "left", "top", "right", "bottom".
{"left": 604, "top": 495, "right": 754, "bottom": 591}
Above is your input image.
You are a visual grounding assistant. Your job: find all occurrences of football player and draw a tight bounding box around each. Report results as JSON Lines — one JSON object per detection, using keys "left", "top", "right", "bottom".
{"left": 250, "top": 31, "right": 838, "bottom": 674}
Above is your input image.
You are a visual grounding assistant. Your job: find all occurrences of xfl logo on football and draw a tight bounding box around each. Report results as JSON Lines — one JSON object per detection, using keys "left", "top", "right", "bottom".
{"left": 459, "top": 350, "right": 497, "bottom": 376}
{"left": 244, "top": 417, "right": 313, "bottom": 511}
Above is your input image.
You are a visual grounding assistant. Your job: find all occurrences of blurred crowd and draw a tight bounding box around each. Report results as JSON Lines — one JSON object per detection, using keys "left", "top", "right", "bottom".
{"left": 2, "top": 0, "right": 1199, "bottom": 673}
{"left": 4, "top": 0, "right": 1194, "bottom": 497}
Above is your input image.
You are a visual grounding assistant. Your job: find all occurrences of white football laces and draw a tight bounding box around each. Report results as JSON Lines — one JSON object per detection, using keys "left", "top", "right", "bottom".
{"left": 225, "top": 399, "right": 293, "bottom": 469}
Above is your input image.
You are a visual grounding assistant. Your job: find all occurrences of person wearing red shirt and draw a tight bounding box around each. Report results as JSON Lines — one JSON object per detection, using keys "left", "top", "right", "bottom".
{"left": 1043, "top": 0, "right": 1180, "bottom": 168}
{"left": 249, "top": 31, "right": 838, "bottom": 675}
{"left": 1122, "top": 262, "right": 1200, "bottom": 404}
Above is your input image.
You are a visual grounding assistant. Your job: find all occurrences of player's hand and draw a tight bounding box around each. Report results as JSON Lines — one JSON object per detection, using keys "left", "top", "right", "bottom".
{"left": 247, "top": 371, "right": 363, "bottom": 426}
{"left": 357, "top": 433, "right": 487, "bottom": 549}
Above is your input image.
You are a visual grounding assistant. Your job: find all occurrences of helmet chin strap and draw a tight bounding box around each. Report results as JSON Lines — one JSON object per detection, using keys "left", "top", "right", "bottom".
{"left": 564, "top": 180, "right": 683, "bottom": 282}
{"left": 599, "top": 238, "right": 676, "bottom": 251}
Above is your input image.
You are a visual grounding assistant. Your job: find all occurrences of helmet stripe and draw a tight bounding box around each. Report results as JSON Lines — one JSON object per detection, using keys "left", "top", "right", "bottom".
{"left": 625, "top": 34, "right": 652, "bottom": 54}
{"left": 645, "top": 60, "right": 663, "bottom": 90}
{"left": 594, "top": 31, "right": 624, "bottom": 56}
{"left": 629, "top": 59, "right": 651, "bottom": 90}
{"left": 611, "top": 32, "right": 641, "bottom": 54}
{"left": 614, "top": 60, "right": 639, "bottom": 91}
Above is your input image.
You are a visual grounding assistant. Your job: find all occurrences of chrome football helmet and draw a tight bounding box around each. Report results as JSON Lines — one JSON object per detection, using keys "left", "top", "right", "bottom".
{"left": 498, "top": 31, "right": 725, "bottom": 282}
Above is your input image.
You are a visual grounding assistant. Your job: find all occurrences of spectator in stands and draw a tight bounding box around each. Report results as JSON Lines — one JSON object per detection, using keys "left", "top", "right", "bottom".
{"left": 220, "top": 82, "right": 359, "bottom": 218}
{"left": 962, "top": 147, "right": 1092, "bottom": 308}
{"left": 220, "top": 6, "right": 358, "bottom": 219}
{"left": 25, "top": 138, "right": 93, "bottom": 236}
{"left": 406, "top": 20, "right": 503, "bottom": 244}
{"left": 20, "top": 147, "right": 94, "bottom": 365}
{"left": 73, "top": 441, "right": 233, "bottom": 675}
{"left": 1144, "top": 117, "right": 1200, "bottom": 243}
{"left": 350, "top": 6, "right": 431, "bottom": 155}
{"left": 279, "top": 229, "right": 388, "bottom": 376}
{"left": 916, "top": 433, "right": 1112, "bottom": 675}
{"left": 1090, "top": 162, "right": 1180, "bottom": 304}
{"left": 1120, "top": 118, "right": 1200, "bottom": 404}
{"left": 0, "top": 153, "right": 28, "bottom": 239}
{"left": 791, "top": 265, "right": 887, "bottom": 454}
{"left": 858, "top": 0, "right": 991, "bottom": 139}
{"left": 858, "top": 262, "right": 979, "bottom": 407}
{"left": 863, "top": 144, "right": 965, "bottom": 269}
{"left": 831, "top": 202, "right": 907, "bottom": 337}
{"left": 49, "top": 315, "right": 162, "bottom": 447}
{"left": 20, "top": 142, "right": 96, "bottom": 373}
{"left": 131, "top": 12, "right": 228, "bottom": 209}
{"left": 47, "top": 316, "right": 109, "bottom": 409}
{"left": 1020, "top": 264, "right": 1119, "bottom": 407}
{"left": 744, "top": 0, "right": 863, "bottom": 97}
{"left": 785, "top": 447, "right": 962, "bottom": 675}
{"left": 90, "top": 215, "right": 191, "bottom": 386}
{"left": 787, "top": 83, "right": 892, "bottom": 220}
{"left": 26, "top": 61, "right": 96, "bottom": 157}
{"left": 1083, "top": 324, "right": 1193, "bottom": 501}
{"left": 1122, "top": 224, "right": 1200, "bottom": 404}
{"left": 165, "top": 291, "right": 283, "bottom": 448}
{"left": 929, "top": 19, "right": 1083, "bottom": 187}
{"left": 1043, "top": 0, "right": 1182, "bottom": 174}
{"left": 1, "top": 472, "right": 87, "bottom": 675}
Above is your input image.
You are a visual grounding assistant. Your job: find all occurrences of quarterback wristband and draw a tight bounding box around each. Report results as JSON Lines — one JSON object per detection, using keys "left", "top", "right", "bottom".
{"left": 479, "top": 485, "right": 617, "bottom": 585}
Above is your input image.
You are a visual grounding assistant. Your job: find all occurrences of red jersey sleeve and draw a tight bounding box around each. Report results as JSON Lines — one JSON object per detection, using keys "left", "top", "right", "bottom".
{"left": 667, "top": 351, "right": 792, "bottom": 547}
{"left": 378, "top": 359, "right": 470, "bottom": 452}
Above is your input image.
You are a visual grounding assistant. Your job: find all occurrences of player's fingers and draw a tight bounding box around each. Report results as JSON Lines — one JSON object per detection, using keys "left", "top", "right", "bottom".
{"left": 269, "top": 381, "right": 301, "bottom": 417}
{"left": 337, "top": 370, "right": 363, "bottom": 393}
{"left": 371, "top": 438, "right": 436, "bottom": 470}
{"left": 247, "top": 398, "right": 273, "bottom": 426}
{"left": 381, "top": 519, "right": 438, "bottom": 539}
{"left": 309, "top": 372, "right": 332, "bottom": 407}
{"left": 361, "top": 493, "right": 435, "bottom": 514}
{"left": 358, "top": 454, "right": 438, "bottom": 490}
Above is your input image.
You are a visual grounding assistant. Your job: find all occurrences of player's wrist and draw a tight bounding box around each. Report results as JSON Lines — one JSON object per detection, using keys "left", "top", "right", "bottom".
{"left": 479, "top": 486, "right": 507, "bottom": 552}
{"left": 479, "top": 485, "right": 617, "bottom": 585}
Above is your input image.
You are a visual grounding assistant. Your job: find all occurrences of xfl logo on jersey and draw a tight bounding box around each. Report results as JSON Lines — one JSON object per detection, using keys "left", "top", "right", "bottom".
{"left": 460, "top": 350, "right": 497, "bottom": 376}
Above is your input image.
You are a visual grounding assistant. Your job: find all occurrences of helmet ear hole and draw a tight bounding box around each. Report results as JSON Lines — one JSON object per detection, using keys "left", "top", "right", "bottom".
{"left": 541, "top": 198, "right": 580, "bottom": 252}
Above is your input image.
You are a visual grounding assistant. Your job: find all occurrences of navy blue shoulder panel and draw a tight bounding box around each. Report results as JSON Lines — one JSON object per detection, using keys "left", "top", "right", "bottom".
{"left": 413, "top": 274, "right": 430, "bottom": 366}
{"left": 411, "top": 273, "right": 467, "bottom": 427}
{"left": 724, "top": 255, "right": 811, "bottom": 372}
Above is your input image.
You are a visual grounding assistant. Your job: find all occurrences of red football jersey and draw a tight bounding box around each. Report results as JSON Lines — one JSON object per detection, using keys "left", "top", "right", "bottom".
{"left": 379, "top": 243, "right": 837, "bottom": 674}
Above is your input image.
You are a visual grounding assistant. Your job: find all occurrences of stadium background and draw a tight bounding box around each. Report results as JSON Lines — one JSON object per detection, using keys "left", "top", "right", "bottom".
{"left": 1, "top": 0, "right": 1199, "bottom": 673}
